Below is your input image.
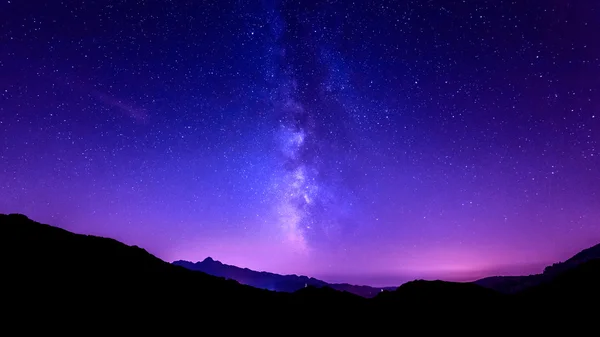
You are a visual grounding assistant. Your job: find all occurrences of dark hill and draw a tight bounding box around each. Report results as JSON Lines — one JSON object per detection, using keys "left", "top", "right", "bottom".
{"left": 0, "top": 213, "right": 362, "bottom": 330}
{"left": 0, "top": 213, "right": 280, "bottom": 306}
{"left": 4, "top": 213, "right": 177, "bottom": 273}
{"left": 2, "top": 213, "right": 599, "bottom": 332}
{"left": 474, "top": 242, "right": 600, "bottom": 294}
{"left": 520, "top": 258, "right": 600, "bottom": 302}
{"left": 376, "top": 279, "right": 503, "bottom": 305}
{"left": 566, "top": 243, "right": 600, "bottom": 263}
{"left": 372, "top": 279, "right": 507, "bottom": 323}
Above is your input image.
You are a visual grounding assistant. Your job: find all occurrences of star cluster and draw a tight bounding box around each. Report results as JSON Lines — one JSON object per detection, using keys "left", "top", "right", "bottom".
{"left": 0, "top": 0, "right": 598, "bottom": 285}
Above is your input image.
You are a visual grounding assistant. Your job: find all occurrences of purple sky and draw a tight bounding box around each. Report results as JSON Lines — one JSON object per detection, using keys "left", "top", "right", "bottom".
{"left": 1, "top": 0, "right": 599, "bottom": 286}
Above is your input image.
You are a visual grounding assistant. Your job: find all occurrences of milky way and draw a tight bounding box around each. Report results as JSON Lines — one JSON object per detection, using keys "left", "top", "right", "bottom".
{"left": 274, "top": 89, "right": 315, "bottom": 250}
{"left": 266, "top": 5, "right": 354, "bottom": 252}
{"left": 1, "top": 0, "right": 599, "bottom": 285}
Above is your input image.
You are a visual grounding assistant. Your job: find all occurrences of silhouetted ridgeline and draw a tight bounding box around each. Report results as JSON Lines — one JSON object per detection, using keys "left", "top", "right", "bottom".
{"left": 175, "top": 244, "right": 600, "bottom": 297}
{"left": 1, "top": 213, "right": 599, "bottom": 332}
{"left": 173, "top": 258, "right": 397, "bottom": 297}
{"left": 474, "top": 242, "right": 600, "bottom": 294}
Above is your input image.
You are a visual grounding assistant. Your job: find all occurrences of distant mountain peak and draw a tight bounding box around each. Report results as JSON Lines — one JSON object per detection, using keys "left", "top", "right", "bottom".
{"left": 172, "top": 258, "right": 398, "bottom": 297}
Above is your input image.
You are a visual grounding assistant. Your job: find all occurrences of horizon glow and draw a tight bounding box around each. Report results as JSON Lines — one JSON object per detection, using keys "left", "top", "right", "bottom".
{"left": 1, "top": 0, "right": 599, "bottom": 286}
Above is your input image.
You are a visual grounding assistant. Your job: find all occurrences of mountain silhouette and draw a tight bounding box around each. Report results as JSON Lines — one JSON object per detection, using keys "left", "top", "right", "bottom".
{"left": 175, "top": 243, "right": 600, "bottom": 297}
{"left": 173, "top": 258, "right": 396, "bottom": 297}
{"left": 2, "top": 213, "right": 599, "bottom": 332}
{"left": 473, "top": 242, "right": 600, "bottom": 294}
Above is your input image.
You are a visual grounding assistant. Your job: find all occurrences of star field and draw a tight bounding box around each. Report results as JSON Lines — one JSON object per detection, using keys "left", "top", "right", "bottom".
{"left": 1, "top": 0, "right": 599, "bottom": 286}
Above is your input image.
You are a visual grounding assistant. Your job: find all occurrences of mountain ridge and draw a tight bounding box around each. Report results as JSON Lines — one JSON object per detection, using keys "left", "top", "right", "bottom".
{"left": 173, "top": 257, "right": 397, "bottom": 297}
{"left": 173, "top": 241, "right": 600, "bottom": 297}
{"left": 474, "top": 242, "right": 600, "bottom": 293}
{"left": 2, "top": 213, "right": 600, "bottom": 331}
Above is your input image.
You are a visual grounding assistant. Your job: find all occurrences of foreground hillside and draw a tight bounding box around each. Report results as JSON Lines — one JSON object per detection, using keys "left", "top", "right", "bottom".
{"left": 1, "top": 213, "right": 599, "bottom": 331}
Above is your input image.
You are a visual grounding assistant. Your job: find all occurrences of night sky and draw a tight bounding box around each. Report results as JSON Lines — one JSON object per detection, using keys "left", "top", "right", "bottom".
{"left": 1, "top": 0, "right": 599, "bottom": 286}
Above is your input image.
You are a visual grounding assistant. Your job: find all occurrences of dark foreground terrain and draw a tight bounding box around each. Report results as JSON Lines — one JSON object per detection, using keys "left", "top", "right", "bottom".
{"left": 1, "top": 213, "right": 598, "bottom": 332}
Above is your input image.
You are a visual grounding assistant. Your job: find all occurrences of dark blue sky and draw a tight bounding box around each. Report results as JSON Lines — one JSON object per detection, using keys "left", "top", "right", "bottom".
{"left": 1, "top": 0, "right": 599, "bottom": 285}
